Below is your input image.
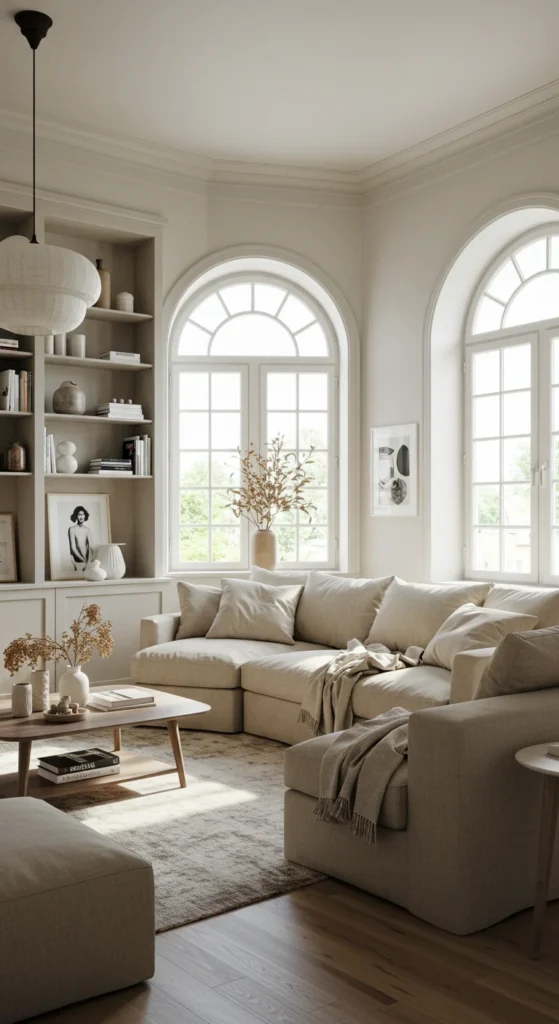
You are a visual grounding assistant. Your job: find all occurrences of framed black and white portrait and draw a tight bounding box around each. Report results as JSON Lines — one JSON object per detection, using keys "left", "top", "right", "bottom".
{"left": 371, "top": 424, "right": 418, "bottom": 517}
{"left": 47, "top": 494, "right": 111, "bottom": 580}
{"left": 0, "top": 513, "right": 17, "bottom": 582}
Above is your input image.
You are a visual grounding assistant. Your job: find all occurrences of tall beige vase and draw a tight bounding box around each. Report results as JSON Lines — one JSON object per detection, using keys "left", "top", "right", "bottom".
{"left": 251, "top": 529, "right": 277, "bottom": 570}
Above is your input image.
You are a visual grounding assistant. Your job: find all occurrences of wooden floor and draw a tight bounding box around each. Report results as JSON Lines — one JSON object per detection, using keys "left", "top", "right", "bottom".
{"left": 33, "top": 879, "right": 559, "bottom": 1024}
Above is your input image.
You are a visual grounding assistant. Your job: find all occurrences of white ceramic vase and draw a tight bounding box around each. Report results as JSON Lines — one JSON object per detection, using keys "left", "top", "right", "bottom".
{"left": 84, "top": 558, "right": 107, "bottom": 582}
{"left": 96, "top": 543, "right": 126, "bottom": 580}
{"left": 30, "top": 669, "right": 50, "bottom": 711}
{"left": 56, "top": 440, "right": 78, "bottom": 474}
{"left": 59, "top": 665, "right": 89, "bottom": 706}
{"left": 12, "top": 681, "right": 32, "bottom": 717}
{"left": 250, "top": 529, "right": 277, "bottom": 570}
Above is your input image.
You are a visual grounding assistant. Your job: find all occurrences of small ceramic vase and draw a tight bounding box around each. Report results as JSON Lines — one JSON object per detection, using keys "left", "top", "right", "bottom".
{"left": 95, "top": 259, "right": 111, "bottom": 309}
{"left": 30, "top": 669, "right": 50, "bottom": 712}
{"left": 53, "top": 381, "right": 86, "bottom": 415}
{"left": 12, "top": 681, "right": 32, "bottom": 718}
{"left": 56, "top": 440, "right": 78, "bottom": 474}
{"left": 68, "top": 334, "right": 86, "bottom": 358}
{"left": 58, "top": 665, "right": 89, "bottom": 706}
{"left": 115, "top": 292, "right": 134, "bottom": 313}
{"left": 44, "top": 335, "right": 54, "bottom": 355}
{"left": 8, "top": 441, "right": 26, "bottom": 472}
{"left": 96, "top": 543, "right": 126, "bottom": 580}
{"left": 54, "top": 333, "right": 66, "bottom": 356}
{"left": 84, "top": 559, "right": 107, "bottom": 582}
{"left": 251, "top": 529, "right": 277, "bottom": 570}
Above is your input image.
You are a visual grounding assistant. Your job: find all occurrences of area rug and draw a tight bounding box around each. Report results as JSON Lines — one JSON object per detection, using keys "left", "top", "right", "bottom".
{"left": 0, "top": 727, "right": 323, "bottom": 931}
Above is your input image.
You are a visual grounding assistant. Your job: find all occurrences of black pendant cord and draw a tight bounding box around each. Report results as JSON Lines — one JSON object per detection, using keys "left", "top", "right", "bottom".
{"left": 14, "top": 11, "right": 53, "bottom": 244}
{"left": 31, "top": 46, "right": 37, "bottom": 244}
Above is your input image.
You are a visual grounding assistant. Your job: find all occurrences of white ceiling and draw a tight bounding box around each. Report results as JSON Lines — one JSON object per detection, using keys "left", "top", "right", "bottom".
{"left": 1, "top": 0, "right": 559, "bottom": 174}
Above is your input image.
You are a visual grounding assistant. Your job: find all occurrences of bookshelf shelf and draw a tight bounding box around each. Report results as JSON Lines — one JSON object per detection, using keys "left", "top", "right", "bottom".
{"left": 85, "top": 308, "right": 152, "bottom": 324}
{"left": 45, "top": 473, "right": 153, "bottom": 479}
{"left": 0, "top": 349, "right": 33, "bottom": 359}
{"left": 45, "top": 355, "right": 152, "bottom": 372}
{"left": 0, "top": 471, "right": 32, "bottom": 477}
{"left": 44, "top": 414, "right": 152, "bottom": 425}
{"left": 0, "top": 410, "right": 32, "bottom": 418}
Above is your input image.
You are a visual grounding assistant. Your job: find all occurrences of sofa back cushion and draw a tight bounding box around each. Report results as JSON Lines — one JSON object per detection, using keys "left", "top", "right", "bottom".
{"left": 366, "top": 579, "right": 493, "bottom": 652}
{"left": 295, "top": 570, "right": 394, "bottom": 649}
{"left": 476, "top": 626, "right": 559, "bottom": 698}
{"left": 176, "top": 581, "right": 221, "bottom": 640}
{"left": 206, "top": 578, "right": 303, "bottom": 645}
{"left": 423, "top": 603, "right": 538, "bottom": 670}
{"left": 250, "top": 567, "right": 310, "bottom": 586}
{"left": 483, "top": 584, "right": 559, "bottom": 627}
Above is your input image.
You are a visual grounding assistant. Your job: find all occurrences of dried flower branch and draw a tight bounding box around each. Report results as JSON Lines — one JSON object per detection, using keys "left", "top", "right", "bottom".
{"left": 226, "top": 435, "right": 316, "bottom": 530}
{"left": 3, "top": 603, "right": 114, "bottom": 676}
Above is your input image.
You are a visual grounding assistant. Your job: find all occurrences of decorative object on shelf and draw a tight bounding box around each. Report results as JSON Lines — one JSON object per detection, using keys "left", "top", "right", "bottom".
{"left": 68, "top": 333, "right": 86, "bottom": 358}
{"left": 88, "top": 458, "right": 133, "bottom": 477}
{"left": 11, "top": 680, "right": 32, "bottom": 718}
{"left": 371, "top": 423, "right": 418, "bottom": 517}
{"left": 0, "top": 12, "right": 100, "bottom": 335}
{"left": 123, "top": 434, "right": 151, "bottom": 475}
{"left": 3, "top": 603, "right": 114, "bottom": 712}
{"left": 0, "top": 368, "right": 31, "bottom": 411}
{"left": 43, "top": 697, "right": 87, "bottom": 723}
{"left": 96, "top": 542, "right": 126, "bottom": 580}
{"left": 47, "top": 492, "right": 111, "bottom": 580}
{"left": 97, "top": 400, "right": 143, "bottom": 420}
{"left": 100, "top": 350, "right": 141, "bottom": 365}
{"left": 54, "top": 333, "right": 66, "bottom": 356}
{"left": 0, "top": 512, "right": 17, "bottom": 582}
{"left": 115, "top": 291, "right": 134, "bottom": 313}
{"left": 7, "top": 440, "right": 26, "bottom": 473}
{"left": 226, "top": 435, "right": 316, "bottom": 571}
{"left": 0, "top": 387, "right": 8, "bottom": 411}
{"left": 30, "top": 668, "right": 49, "bottom": 711}
{"left": 44, "top": 334, "right": 54, "bottom": 354}
{"left": 94, "top": 259, "right": 111, "bottom": 309}
{"left": 84, "top": 558, "right": 107, "bottom": 582}
{"left": 55, "top": 440, "right": 78, "bottom": 474}
{"left": 52, "top": 380, "right": 86, "bottom": 415}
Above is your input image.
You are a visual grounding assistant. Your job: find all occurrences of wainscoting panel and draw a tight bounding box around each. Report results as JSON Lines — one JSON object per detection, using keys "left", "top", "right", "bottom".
{"left": 0, "top": 589, "right": 55, "bottom": 694}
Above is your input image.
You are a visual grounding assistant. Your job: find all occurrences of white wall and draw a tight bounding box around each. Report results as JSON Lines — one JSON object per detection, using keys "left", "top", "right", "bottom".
{"left": 361, "top": 116, "right": 559, "bottom": 581}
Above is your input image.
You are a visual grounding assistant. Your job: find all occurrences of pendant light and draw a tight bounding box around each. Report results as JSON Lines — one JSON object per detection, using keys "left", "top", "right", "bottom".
{"left": 0, "top": 11, "right": 100, "bottom": 335}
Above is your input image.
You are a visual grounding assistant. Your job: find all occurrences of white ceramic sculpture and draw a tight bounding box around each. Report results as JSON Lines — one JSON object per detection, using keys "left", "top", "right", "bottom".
{"left": 115, "top": 291, "right": 134, "bottom": 313}
{"left": 56, "top": 440, "right": 78, "bottom": 474}
{"left": 96, "top": 543, "right": 126, "bottom": 580}
{"left": 84, "top": 559, "right": 107, "bottom": 582}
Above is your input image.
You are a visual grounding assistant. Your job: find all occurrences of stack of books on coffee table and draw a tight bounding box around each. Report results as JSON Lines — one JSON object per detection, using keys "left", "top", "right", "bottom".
{"left": 87, "top": 688, "right": 155, "bottom": 711}
{"left": 37, "top": 747, "right": 120, "bottom": 785}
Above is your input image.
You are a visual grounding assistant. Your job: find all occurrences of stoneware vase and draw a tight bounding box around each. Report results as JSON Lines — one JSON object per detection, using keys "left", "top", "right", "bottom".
{"left": 30, "top": 669, "right": 50, "bottom": 712}
{"left": 95, "top": 258, "right": 111, "bottom": 308}
{"left": 251, "top": 529, "right": 277, "bottom": 570}
{"left": 52, "top": 380, "right": 86, "bottom": 415}
{"left": 12, "top": 681, "right": 32, "bottom": 718}
{"left": 59, "top": 665, "right": 89, "bottom": 707}
{"left": 96, "top": 542, "right": 126, "bottom": 580}
{"left": 56, "top": 440, "right": 78, "bottom": 474}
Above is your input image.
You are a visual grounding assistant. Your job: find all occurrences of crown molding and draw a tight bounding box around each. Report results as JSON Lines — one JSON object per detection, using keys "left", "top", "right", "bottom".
{"left": 0, "top": 74, "right": 559, "bottom": 204}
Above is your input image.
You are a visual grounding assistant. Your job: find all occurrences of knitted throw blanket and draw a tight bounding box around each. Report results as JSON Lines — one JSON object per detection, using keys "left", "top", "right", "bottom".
{"left": 298, "top": 641, "right": 420, "bottom": 737}
{"left": 314, "top": 707, "right": 410, "bottom": 844}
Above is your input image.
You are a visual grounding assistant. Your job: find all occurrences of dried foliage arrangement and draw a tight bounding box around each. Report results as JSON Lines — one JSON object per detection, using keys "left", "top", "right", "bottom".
{"left": 226, "top": 435, "right": 316, "bottom": 530}
{"left": 4, "top": 603, "right": 113, "bottom": 676}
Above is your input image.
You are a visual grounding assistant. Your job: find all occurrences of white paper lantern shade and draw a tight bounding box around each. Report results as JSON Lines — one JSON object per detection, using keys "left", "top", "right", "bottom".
{"left": 0, "top": 235, "right": 101, "bottom": 335}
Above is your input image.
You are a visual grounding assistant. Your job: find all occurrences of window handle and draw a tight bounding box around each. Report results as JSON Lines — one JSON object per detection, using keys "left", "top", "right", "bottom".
{"left": 540, "top": 461, "right": 549, "bottom": 486}
{"left": 532, "top": 465, "right": 538, "bottom": 486}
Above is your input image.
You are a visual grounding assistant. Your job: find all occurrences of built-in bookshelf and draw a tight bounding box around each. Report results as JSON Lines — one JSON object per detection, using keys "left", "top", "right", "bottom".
{"left": 0, "top": 191, "right": 163, "bottom": 585}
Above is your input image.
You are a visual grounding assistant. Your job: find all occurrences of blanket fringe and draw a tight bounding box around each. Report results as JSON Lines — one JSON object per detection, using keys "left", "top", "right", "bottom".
{"left": 314, "top": 799, "right": 377, "bottom": 844}
{"left": 298, "top": 708, "right": 321, "bottom": 736}
{"left": 350, "top": 812, "right": 377, "bottom": 845}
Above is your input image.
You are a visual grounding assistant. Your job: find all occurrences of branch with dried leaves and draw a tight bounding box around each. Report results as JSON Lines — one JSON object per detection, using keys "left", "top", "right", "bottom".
{"left": 3, "top": 603, "right": 114, "bottom": 676}
{"left": 226, "top": 435, "right": 316, "bottom": 530}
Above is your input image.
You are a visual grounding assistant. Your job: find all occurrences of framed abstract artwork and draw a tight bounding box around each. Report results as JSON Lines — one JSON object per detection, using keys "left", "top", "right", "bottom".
{"left": 371, "top": 424, "right": 418, "bottom": 517}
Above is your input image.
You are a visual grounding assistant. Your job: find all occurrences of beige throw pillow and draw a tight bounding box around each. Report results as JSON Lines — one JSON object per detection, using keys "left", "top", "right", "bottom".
{"left": 295, "top": 571, "right": 394, "bottom": 649}
{"left": 366, "top": 578, "right": 493, "bottom": 652}
{"left": 483, "top": 584, "right": 559, "bottom": 628}
{"left": 250, "top": 566, "right": 310, "bottom": 586}
{"left": 176, "top": 581, "right": 221, "bottom": 640}
{"left": 206, "top": 578, "right": 303, "bottom": 645}
{"left": 423, "top": 603, "right": 538, "bottom": 671}
{"left": 476, "top": 626, "right": 559, "bottom": 699}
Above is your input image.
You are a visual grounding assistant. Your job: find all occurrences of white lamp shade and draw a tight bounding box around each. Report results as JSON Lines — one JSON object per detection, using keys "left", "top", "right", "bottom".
{"left": 0, "top": 235, "right": 101, "bottom": 335}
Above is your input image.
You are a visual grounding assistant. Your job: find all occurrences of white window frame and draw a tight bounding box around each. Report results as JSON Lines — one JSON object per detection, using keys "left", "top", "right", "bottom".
{"left": 169, "top": 272, "right": 339, "bottom": 573}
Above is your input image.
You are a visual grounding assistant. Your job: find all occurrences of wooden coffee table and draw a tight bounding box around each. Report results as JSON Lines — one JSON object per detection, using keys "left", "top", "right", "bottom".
{"left": 0, "top": 688, "right": 210, "bottom": 799}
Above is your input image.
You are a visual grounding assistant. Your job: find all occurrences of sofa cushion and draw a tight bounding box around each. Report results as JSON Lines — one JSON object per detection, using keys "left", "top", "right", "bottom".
{"left": 251, "top": 567, "right": 310, "bottom": 586}
{"left": 295, "top": 570, "right": 394, "bottom": 648}
{"left": 284, "top": 732, "right": 408, "bottom": 830}
{"left": 423, "top": 603, "right": 538, "bottom": 670}
{"left": 131, "top": 638, "right": 330, "bottom": 690}
{"left": 366, "top": 578, "right": 493, "bottom": 651}
{"left": 476, "top": 626, "right": 559, "bottom": 699}
{"left": 176, "top": 581, "right": 221, "bottom": 640}
{"left": 206, "top": 578, "right": 303, "bottom": 645}
{"left": 484, "top": 584, "right": 559, "bottom": 627}
{"left": 242, "top": 652, "right": 451, "bottom": 717}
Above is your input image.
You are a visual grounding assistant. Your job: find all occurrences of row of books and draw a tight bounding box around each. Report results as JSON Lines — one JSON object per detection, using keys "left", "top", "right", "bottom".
{"left": 123, "top": 435, "right": 151, "bottom": 476}
{"left": 0, "top": 337, "right": 19, "bottom": 350}
{"left": 38, "top": 747, "right": 120, "bottom": 785}
{"left": 100, "top": 351, "right": 141, "bottom": 365}
{"left": 0, "top": 369, "right": 32, "bottom": 412}
{"left": 44, "top": 431, "right": 57, "bottom": 473}
{"left": 97, "top": 402, "right": 144, "bottom": 420}
{"left": 89, "top": 458, "right": 133, "bottom": 476}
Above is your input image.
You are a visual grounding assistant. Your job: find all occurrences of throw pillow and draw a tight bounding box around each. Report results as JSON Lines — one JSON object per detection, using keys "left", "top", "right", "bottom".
{"left": 483, "top": 584, "right": 559, "bottom": 628}
{"left": 366, "top": 578, "right": 494, "bottom": 652}
{"left": 295, "top": 571, "right": 394, "bottom": 649}
{"left": 206, "top": 578, "right": 303, "bottom": 645}
{"left": 176, "top": 581, "right": 222, "bottom": 640}
{"left": 476, "top": 626, "right": 559, "bottom": 699}
{"left": 423, "top": 603, "right": 538, "bottom": 671}
{"left": 250, "top": 566, "right": 310, "bottom": 586}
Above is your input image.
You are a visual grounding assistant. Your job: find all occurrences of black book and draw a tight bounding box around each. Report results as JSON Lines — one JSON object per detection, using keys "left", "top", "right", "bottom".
{"left": 37, "top": 747, "right": 120, "bottom": 775}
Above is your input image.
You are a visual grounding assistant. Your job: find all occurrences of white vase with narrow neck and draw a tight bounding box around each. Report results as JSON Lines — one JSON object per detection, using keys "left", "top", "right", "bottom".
{"left": 58, "top": 665, "right": 89, "bottom": 707}
{"left": 251, "top": 529, "right": 277, "bottom": 570}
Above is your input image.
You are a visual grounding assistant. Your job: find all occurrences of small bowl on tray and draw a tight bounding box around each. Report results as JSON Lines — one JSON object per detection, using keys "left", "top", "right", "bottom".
{"left": 43, "top": 699, "right": 88, "bottom": 723}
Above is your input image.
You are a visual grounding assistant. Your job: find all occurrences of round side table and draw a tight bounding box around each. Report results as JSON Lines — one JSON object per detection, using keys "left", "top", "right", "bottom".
{"left": 515, "top": 744, "right": 559, "bottom": 958}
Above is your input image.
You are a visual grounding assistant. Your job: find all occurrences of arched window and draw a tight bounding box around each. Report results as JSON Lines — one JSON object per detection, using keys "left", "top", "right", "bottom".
{"left": 169, "top": 272, "right": 338, "bottom": 571}
{"left": 465, "top": 228, "right": 559, "bottom": 582}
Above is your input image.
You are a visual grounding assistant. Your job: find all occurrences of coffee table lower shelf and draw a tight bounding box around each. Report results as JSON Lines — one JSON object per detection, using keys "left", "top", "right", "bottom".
{"left": 0, "top": 751, "right": 178, "bottom": 800}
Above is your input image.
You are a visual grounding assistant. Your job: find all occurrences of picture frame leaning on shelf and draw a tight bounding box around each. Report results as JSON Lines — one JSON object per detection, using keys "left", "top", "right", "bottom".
{"left": 0, "top": 512, "right": 17, "bottom": 582}
{"left": 47, "top": 493, "right": 111, "bottom": 580}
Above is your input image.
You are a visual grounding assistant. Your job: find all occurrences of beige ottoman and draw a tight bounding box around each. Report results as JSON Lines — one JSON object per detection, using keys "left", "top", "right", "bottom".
{"left": 0, "top": 797, "right": 154, "bottom": 1024}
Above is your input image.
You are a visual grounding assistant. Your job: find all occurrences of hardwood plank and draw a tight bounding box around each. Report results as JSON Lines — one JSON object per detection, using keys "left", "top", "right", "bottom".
{"left": 217, "top": 976, "right": 333, "bottom": 1024}
{"left": 157, "top": 928, "right": 245, "bottom": 988}
{"left": 151, "top": 952, "right": 281, "bottom": 1024}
